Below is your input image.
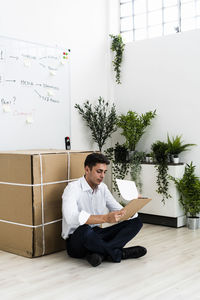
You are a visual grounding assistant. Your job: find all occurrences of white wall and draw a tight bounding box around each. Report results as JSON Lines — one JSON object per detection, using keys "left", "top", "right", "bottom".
{"left": 114, "top": 30, "right": 200, "bottom": 175}
{"left": 2, "top": 0, "right": 198, "bottom": 176}
{"left": 0, "top": 0, "right": 112, "bottom": 151}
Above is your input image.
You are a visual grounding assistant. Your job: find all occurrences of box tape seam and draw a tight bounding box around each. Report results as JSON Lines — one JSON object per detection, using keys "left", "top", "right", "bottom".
{"left": 0, "top": 178, "right": 78, "bottom": 186}
{"left": 67, "top": 152, "right": 70, "bottom": 181}
{"left": 39, "top": 154, "right": 45, "bottom": 255}
{"left": 0, "top": 218, "right": 62, "bottom": 228}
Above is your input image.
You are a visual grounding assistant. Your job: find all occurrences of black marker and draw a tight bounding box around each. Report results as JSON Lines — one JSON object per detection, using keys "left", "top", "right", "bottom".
{"left": 65, "top": 136, "right": 71, "bottom": 150}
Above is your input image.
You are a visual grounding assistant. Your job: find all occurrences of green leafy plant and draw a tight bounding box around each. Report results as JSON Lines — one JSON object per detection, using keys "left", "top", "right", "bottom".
{"left": 170, "top": 163, "right": 200, "bottom": 217}
{"left": 167, "top": 134, "right": 196, "bottom": 156}
{"left": 105, "top": 146, "right": 145, "bottom": 195}
{"left": 110, "top": 34, "right": 125, "bottom": 84}
{"left": 119, "top": 200, "right": 126, "bottom": 207}
{"left": 105, "top": 145, "right": 129, "bottom": 196}
{"left": 113, "top": 142, "right": 128, "bottom": 163}
{"left": 151, "top": 141, "right": 171, "bottom": 204}
{"left": 117, "top": 110, "right": 156, "bottom": 151}
{"left": 75, "top": 97, "right": 117, "bottom": 152}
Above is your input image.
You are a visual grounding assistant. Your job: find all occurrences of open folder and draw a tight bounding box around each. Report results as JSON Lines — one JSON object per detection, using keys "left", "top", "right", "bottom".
{"left": 116, "top": 179, "right": 151, "bottom": 221}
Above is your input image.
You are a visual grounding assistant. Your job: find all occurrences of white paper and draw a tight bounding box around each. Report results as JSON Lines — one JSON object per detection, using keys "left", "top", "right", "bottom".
{"left": 24, "top": 60, "right": 31, "bottom": 67}
{"left": 47, "top": 90, "right": 54, "bottom": 96}
{"left": 49, "top": 70, "right": 56, "bottom": 76}
{"left": 26, "top": 116, "right": 34, "bottom": 124}
{"left": 3, "top": 104, "right": 11, "bottom": 113}
{"left": 116, "top": 179, "right": 138, "bottom": 201}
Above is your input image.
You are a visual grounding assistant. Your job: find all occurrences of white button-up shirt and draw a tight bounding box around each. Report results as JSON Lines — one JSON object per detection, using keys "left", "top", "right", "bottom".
{"left": 62, "top": 176, "right": 137, "bottom": 239}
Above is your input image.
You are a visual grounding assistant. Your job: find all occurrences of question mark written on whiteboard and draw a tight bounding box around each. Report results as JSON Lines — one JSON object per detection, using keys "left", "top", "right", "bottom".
{"left": 12, "top": 96, "right": 16, "bottom": 104}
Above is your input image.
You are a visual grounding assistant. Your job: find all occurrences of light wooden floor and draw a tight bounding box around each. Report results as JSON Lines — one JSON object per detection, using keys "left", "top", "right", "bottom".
{"left": 1, "top": 224, "right": 200, "bottom": 300}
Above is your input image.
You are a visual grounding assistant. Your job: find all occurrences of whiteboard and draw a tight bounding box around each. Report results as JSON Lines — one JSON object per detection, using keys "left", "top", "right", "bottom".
{"left": 0, "top": 36, "right": 71, "bottom": 150}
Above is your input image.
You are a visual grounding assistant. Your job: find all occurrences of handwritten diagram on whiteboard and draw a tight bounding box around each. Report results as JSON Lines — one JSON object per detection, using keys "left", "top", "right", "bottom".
{"left": 0, "top": 36, "right": 70, "bottom": 150}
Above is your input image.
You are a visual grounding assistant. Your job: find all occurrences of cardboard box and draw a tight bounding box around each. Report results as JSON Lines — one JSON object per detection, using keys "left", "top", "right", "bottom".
{"left": 0, "top": 150, "right": 92, "bottom": 257}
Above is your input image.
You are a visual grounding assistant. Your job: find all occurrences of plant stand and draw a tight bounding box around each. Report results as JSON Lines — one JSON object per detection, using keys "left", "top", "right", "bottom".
{"left": 112, "top": 163, "right": 186, "bottom": 228}
{"left": 138, "top": 163, "right": 186, "bottom": 227}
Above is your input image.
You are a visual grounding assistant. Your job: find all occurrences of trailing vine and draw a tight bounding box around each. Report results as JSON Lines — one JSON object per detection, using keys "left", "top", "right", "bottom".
{"left": 154, "top": 164, "right": 171, "bottom": 204}
{"left": 110, "top": 34, "right": 125, "bottom": 84}
{"left": 151, "top": 141, "right": 171, "bottom": 204}
{"left": 129, "top": 151, "right": 146, "bottom": 193}
{"left": 112, "top": 162, "right": 130, "bottom": 196}
{"left": 105, "top": 146, "right": 145, "bottom": 197}
{"left": 105, "top": 146, "right": 129, "bottom": 197}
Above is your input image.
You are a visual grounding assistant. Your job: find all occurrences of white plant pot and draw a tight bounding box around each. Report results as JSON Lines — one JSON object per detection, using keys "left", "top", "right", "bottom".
{"left": 146, "top": 156, "right": 153, "bottom": 163}
{"left": 146, "top": 157, "right": 150, "bottom": 163}
{"left": 187, "top": 217, "right": 199, "bottom": 230}
{"left": 173, "top": 157, "right": 179, "bottom": 164}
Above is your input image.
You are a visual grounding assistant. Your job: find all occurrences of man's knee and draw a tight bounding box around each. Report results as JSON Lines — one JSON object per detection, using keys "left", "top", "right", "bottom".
{"left": 73, "top": 224, "right": 96, "bottom": 243}
{"left": 74, "top": 224, "right": 91, "bottom": 235}
{"left": 135, "top": 217, "right": 143, "bottom": 229}
{"left": 128, "top": 217, "right": 143, "bottom": 231}
{"left": 66, "top": 224, "right": 92, "bottom": 258}
{"left": 83, "top": 226, "right": 96, "bottom": 243}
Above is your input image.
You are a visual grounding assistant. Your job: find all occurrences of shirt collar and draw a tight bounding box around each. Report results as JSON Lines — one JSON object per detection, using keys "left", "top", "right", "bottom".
{"left": 80, "top": 176, "right": 100, "bottom": 193}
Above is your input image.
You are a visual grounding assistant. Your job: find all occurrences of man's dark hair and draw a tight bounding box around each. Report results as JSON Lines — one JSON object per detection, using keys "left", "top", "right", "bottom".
{"left": 84, "top": 153, "right": 110, "bottom": 169}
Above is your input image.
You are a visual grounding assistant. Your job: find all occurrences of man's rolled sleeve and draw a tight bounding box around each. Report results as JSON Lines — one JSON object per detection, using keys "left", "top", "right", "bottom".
{"left": 62, "top": 183, "right": 90, "bottom": 227}
{"left": 79, "top": 210, "right": 91, "bottom": 225}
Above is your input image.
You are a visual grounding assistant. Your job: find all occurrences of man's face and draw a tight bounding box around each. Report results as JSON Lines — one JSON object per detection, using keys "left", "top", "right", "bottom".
{"left": 85, "top": 163, "right": 107, "bottom": 189}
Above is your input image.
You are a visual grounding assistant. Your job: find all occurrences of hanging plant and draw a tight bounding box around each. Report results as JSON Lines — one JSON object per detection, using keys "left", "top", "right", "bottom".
{"left": 110, "top": 34, "right": 125, "bottom": 84}
{"left": 130, "top": 151, "right": 146, "bottom": 194}
{"left": 105, "top": 145, "right": 130, "bottom": 197}
{"left": 75, "top": 97, "right": 117, "bottom": 152}
{"left": 151, "top": 141, "right": 171, "bottom": 204}
{"left": 105, "top": 146, "right": 145, "bottom": 197}
{"left": 113, "top": 143, "right": 128, "bottom": 163}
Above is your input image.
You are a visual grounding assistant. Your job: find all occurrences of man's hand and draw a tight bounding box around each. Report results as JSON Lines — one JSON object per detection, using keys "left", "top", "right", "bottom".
{"left": 106, "top": 209, "right": 126, "bottom": 223}
{"left": 85, "top": 209, "right": 126, "bottom": 225}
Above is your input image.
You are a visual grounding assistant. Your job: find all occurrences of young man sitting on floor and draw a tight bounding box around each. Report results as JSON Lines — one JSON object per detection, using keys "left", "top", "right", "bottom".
{"left": 62, "top": 153, "right": 147, "bottom": 267}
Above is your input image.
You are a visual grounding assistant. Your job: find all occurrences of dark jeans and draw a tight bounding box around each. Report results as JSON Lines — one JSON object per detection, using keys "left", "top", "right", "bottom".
{"left": 66, "top": 217, "right": 143, "bottom": 262}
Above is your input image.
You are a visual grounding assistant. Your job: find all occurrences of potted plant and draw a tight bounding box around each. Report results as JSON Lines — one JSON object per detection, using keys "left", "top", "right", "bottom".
{"left": 110, "top": 34, "right": 125, "bottom": 84}
{"left": 105, "top": 146, "right": 145, "bottom": 195}
{"left": 167, "top": 134, "right": 196, "bottom": 163}
{"left": 113, "top": 143, "right": 128, "bottom": 163}
{"left": 170, "top": 163, "right": 200, "bottom": 230}
{"left": 151, "top": 140, "right": 171, "bottom": 204}
{"left": 106, "top": 109, "right": 156, "bottom": 197}
{"left": 117, "top": 110, "right": 156, "bottom": 160}
{"left": 105, "top": 145, "right": 130, "bottom": 196}
{"left": 145, "top": 152, "right": 154, "bottom": 163}
{"left": 75, "top": 97, "right": 117, "bottom": 152}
